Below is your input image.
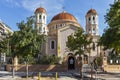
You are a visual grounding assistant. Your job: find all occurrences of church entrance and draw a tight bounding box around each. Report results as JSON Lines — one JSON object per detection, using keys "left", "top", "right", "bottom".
{"left": 68, "top": 56, "right": 75, "bottom": 70}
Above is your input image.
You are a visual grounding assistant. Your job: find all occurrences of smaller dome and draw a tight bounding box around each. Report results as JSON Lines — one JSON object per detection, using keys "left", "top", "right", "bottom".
{"left": 35, "top": 7, "right": 46, "bottom": 13}
{"left": 87, "top": 9, "right": 97, "bottom": 15}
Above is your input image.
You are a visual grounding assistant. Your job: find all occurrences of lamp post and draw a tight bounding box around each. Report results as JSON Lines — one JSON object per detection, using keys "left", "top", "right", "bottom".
{"left": 25, "top": 57, "right": 29, "bottom": 80}
{"left": 11, "top": 46, "right": 15, "bottom": 78}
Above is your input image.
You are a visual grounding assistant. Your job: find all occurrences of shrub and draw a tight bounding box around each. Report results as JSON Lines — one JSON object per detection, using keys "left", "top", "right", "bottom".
{"left": 37, "top": 55, "right": 61, "bottom": 65}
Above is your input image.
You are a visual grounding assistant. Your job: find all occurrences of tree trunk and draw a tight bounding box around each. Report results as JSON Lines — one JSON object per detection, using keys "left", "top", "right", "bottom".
{"left": 78, "top": 56, "right": 83, "bottom": 78}
{"left": 26, "top": 62, "right": 28, "bottom": 80}
{"left": 80, "top": 60, "right": 83, "bottom": 77}
{"left": 14, "top": 56, "right": 18, "bottom": 71}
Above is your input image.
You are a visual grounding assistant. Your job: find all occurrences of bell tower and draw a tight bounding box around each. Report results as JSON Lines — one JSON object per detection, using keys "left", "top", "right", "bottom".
{"left": 85, "top": 9, "right": 100, "bottom": 62}
{"left": 35, "top": 7, "right": 48, "bottom": 35}
{"left": 85, "top": 9, "right": 98, "bottom": 35}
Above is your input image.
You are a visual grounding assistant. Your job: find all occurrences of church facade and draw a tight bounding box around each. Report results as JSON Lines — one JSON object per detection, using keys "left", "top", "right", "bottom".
{"left": 34, "top": 7, "right": 101, "bottom": 69}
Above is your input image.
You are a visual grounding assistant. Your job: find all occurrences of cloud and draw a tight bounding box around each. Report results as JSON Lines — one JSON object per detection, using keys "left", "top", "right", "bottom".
{"left": 22, "top": 0, "right": 63, "bottom": 11}
{"left": 21, "top": 0, "right": 64, "bottom": 22}
{"left": 4, "top": 0, "right": 20, "bottom": 7}
{"left": 3, "top": 0, "right": 65, "bottom": 22}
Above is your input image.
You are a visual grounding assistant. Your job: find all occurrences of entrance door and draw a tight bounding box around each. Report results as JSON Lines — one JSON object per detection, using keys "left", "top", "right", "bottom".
{"left": 68, "top": 56, "right": 75, "bottom": 70}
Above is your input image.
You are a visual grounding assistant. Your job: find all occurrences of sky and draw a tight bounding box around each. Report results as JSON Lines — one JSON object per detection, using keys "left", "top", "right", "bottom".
{"left": 0, "top": 0, "right": 114, "bottom": 35}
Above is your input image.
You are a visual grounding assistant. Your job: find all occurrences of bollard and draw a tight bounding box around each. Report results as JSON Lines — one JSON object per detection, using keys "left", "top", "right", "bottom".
{"left": 91, "top": 68, "right": 93, "bottom": 79}
{"left": 38, "top": 72, "right": 41, "bottom": 80}
{"left": 56, "top": 72, "right": 58, "bottom": 80}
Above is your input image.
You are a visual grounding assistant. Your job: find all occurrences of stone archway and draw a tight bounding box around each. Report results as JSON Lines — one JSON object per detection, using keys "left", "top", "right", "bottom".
{"left": 83, "top": 55, "right": 88, "bottom": 64}
{"left": 68, "top": 56, "right": 75, "bottom": 70}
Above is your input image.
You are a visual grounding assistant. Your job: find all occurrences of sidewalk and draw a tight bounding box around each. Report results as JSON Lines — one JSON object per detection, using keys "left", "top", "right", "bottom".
{"left": 83, "top": 72, "right": 120, "bottom": 80}
{"left": 0, "top": 71, "right": 120, "bottom": 80}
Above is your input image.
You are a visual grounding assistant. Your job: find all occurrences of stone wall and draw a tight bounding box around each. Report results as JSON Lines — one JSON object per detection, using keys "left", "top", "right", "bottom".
{"left": 104, "top": 65, "right": 120, "bottom": 73}
{"left": 6, "top": 55, "right": 81, "bottom": 72}
{"left": 103, "top": 57, "right": 120, "bottom": 73}
{"left": 6, "top": 64, "right": 68, "bottom": 72}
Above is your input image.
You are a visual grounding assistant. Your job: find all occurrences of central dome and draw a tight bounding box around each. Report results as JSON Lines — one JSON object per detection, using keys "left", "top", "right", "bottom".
{"left": 51, "top": 12, "right": 77, "bottom": 22}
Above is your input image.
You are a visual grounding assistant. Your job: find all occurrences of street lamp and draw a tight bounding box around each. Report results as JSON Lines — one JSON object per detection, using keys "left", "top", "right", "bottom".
{"left": 11, "top": 46, "right": 15, "bottom": 78}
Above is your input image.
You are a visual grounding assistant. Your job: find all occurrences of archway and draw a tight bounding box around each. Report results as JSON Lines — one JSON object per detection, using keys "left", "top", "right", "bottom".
{"left": 83, "top": 55, "right": 88, "bottom": 64}
{"left": 68, "top": 56, "right": 75, "bottom": 70}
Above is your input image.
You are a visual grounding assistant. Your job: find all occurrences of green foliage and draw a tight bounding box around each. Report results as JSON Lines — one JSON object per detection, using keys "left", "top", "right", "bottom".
{"left": 0, "top": 33, "right": 12, "bottom": 56}
{"left": 105, "top": 0, "right": 120, "bottom": 27}
{"left": 96, "top": 57, "right": 103, "bottom": 66}
{"left": 37, "top": 55, "right": 61, "bottom": 65}
{"left": 66, "top": 28, "right": 92, "bottom": 56}
{"left": 0, "top": 16, "right": 45, "bottom": 61}
{"left": 18, "top": 55, "right": 35, "bottom": 64}
{"left": 11, "top": 16, "right": 45, "bottom": 58}
{"left": 0, "top": 38, "right": 8, "bottom": 53}
{"left": 100, "top": 1, "right": 120, "bottom": 54}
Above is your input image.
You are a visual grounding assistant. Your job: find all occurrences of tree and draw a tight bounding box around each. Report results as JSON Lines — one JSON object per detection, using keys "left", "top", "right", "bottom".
{"left": 66, "top": 28, "right": 92, "bottom": 76}
{"left": 10, "top": 16, "right": 45, "bottom": 79}
{"left": 0, "top": 32, "right": 12, "bottom": 56}
{"left": 13, "top": 16, "right": 45, "bottom": 61}
{"left": 0, "top": 16, "right": 45, "bottom": 63}
{"left": 66, "top": 28, "right": 92, "bottom": 56}
{"left": 100, "top": 1, "right": 120, "bottom": 54}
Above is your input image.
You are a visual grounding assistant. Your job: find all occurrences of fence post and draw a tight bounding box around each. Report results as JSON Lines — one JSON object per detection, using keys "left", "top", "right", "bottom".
{"left": 56, "top": 72, "right": 58, "bottom": 80}
{"left": 38, "top": 72, "right": 41, "bottom": 80}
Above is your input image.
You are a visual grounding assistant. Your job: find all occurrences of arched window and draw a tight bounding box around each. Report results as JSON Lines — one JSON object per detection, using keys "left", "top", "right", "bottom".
{"left": 88, "top": 17, "right": 91, "bottom": 21}
{"left": 93, "top": 16, "right": 95, "bottom": 20}
{"left": 84, "top": 55, "right": 88, "bottom": 64}
{"left": 51, "top": 40, "right": 55, "bottom": 49}
{"left": 60, "top": 24, "right": 62, "bottom": 27}
{"left": 93, "top": 28, "right": 95, "bottom": 34}
{"left": 39, "top": 15, "right": 41, "bottom": 19}
{"left": 93, "top": 16, "right": 96, "bottom": 24}
{"left": 43, "top": 16, "right": 45, "bottom": 19}
{"left": 88, "top": 17, "right": 91, "bottom": 23}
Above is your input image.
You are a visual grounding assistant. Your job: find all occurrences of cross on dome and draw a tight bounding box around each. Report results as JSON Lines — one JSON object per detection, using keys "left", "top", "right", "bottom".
{"left": 62, "top": 5, "right": 66, "bottom": 13}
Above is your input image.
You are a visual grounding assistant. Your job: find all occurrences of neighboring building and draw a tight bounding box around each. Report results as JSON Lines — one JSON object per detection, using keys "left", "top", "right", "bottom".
{"left": 0, "top": 20, "right": 13, "bottom": 40}
{"left": 0, "top": 20, "right": 13, "bottom": 70}
{"left": 34, "top": 7, "right": 102, "bottom": 70}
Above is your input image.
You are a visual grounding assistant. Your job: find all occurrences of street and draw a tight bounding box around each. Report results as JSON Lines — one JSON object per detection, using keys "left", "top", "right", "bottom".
{"left": 0, "top": 71, "right": 120, "bottom": 80}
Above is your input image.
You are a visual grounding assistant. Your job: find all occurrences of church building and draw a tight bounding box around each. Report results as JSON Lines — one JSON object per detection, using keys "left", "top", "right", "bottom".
{"left": 34, "top": 7, "right": 101, "bottom": 70}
